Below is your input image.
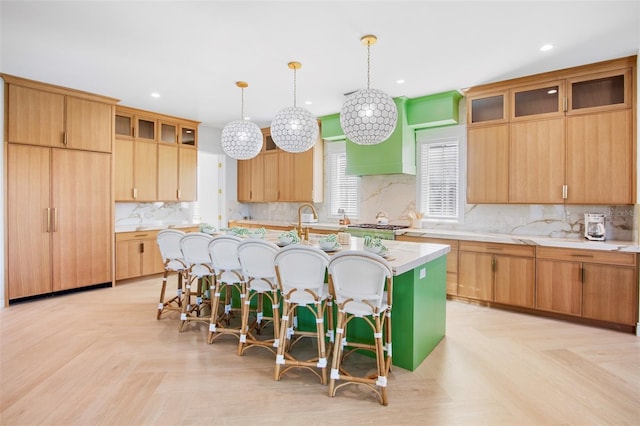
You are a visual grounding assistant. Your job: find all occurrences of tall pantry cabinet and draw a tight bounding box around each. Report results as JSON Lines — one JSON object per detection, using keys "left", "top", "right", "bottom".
{"left": 3, "top": 74, "right": 117, "bottom": 302}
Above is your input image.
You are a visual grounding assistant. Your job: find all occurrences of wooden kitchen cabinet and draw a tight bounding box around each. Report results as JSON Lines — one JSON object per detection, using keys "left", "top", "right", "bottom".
{"left": 158, "top": 144, "right": 179, "bottom": 200}
{"left": 7, "top": 144, "right": 113, "bottom": 300}
{"left": 467, "top": 90, "right": 509, "bottom": 126}
{"left": 238, "top": 155, "right": 264, "bottom": 202}
{"left": 582, "top": 263, "right": 637, "bottom": 325}
{"left": 114, "top": 138, "right": 158, "bottom": 201}
{"left": 509, "top": 118, "right": 566, "bottom": 203}
{"left": 115, "top": 105, "right": 199, "bottom": 202}
{"left": 536, "top": 247, "right": 638, "bottom": 325}
{"left": 536, "top": 259, "right": 582, "bottom": 316}
{"left": 466, "top": 124, "right": 509, "bottom": 203}
{"left": 158, "top": 145, "right": 197, "bottom": 201}
{"left": 510, "top": 80, "right": 564, "bottom": 121}
{"left": 4, "top": 75, "right": 115, "bottom": 303}
{"left": 565, "top": 109, "right": 633, "bottom": 204}
{"left": 236, "top": 126, "right": 323, "bottom": 203}
{"left": 178, "top": 146, "right": 198, "bottom": 201}
{"left": 458, "top": 241, "right": 535, "bottom": 307}
{"left": 465, "top": 55, "right": 636, "bottom": 205}
{"left": 115, "top": 231, "right": 165, "bottom": 280}
{"left": 5, "top": 75, "right": 115, "bottom": 153}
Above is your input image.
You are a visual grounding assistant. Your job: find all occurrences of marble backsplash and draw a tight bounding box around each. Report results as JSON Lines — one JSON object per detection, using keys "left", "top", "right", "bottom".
{"left": 229, "top": 173, "right": 637, "bottom": 242}
{"left": 115, "top": 202, "right": 193, "bottom": 227}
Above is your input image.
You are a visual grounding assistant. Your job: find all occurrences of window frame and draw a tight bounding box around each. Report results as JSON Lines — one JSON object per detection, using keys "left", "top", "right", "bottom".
{"left": 326, "top": 140, "right": 360, "bottom": 220}
{"left": 416, "top": 125, "right": 466, "bottom": 224}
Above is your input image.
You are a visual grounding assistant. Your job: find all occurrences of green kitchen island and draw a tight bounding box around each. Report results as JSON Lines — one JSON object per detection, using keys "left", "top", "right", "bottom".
{"left": 335, "top": 237, "right": 450, "bottom": 371}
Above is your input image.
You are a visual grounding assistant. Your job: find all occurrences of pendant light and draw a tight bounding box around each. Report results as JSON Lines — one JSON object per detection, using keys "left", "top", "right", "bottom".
{"left": 270, "top": 61, "right": 319, "bottom": 153}
{"left": 340, "top": 34, "right": 397, "bottom": 145}
{"left": 221, "top": 81, "right": 263, "bottom": 160}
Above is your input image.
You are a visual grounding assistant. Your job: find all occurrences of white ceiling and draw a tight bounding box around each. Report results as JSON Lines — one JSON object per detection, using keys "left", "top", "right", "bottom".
{"left": 1, "top": 1, "right": 638, "bottom": 130}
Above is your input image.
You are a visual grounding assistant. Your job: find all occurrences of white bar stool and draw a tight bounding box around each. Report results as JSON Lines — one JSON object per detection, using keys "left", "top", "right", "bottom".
{"left": 273, "top": 245, "right": 333, "bottom": 384}
{"left": 207, "top": 235, "right": 244, "bottom": 343}
{"left": 178, "top": 232, "right": 214, "bottom": 333}
{"left": 236, "top": 239, "right": 281, "bottom": 356}
{"left": 156, "top": 229, "right": 188, "bottom": 320}
{"left": 327, "top": 250, "right": 394, "bottom": 405}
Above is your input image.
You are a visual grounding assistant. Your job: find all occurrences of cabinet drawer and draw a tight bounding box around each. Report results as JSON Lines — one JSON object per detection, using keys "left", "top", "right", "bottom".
{"left": 116, "top": 230, "right": 159, "bottom": 242}
{"left": 536, "top": 246, "right": 637, "bottom": 266}
{"left": 459, "top": 241, "right": 534, "bottom": 257}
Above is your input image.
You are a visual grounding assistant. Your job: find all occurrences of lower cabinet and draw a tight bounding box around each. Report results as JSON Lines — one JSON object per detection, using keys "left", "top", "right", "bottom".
{"left": 458, "top": 241, "right": 535, "bottom": 308}
{"left": 115, "top": 227, "right": 200, "bottom": 281}
{"left": 396, "top": 236, "right": 638, "bottom": 331}
{"left": 536, "top": 247, "right": 638, "bottom": 325}
{"left": 115, "top": 231, "right": 165, "bottom": 280}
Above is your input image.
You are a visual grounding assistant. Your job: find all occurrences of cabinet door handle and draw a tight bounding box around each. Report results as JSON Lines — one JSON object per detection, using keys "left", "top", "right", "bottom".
{"left": 580, "top": 266, "right": 584, "bottom": 283}
{"left": 63, "top": 132, "right": 68, "bottom": 146}
{"left": 132, "top": 188, "right": 138, "bottom": 199}
{"left": 46, "top": 208, "right": 51, "bottom": 232}
{"left": 563, "top": 97, "right": 568, "bottom": 112}
{"left": 177, "top": 189, "right": 181, "bottom": 199}
{"left": 491, "top": 256, "right": 496, "bottom": 272}
{"left": 140, "top": 242, "right": 144, "bottom": 253}
{"left": 562, "top": 185, "right": 568, "bottom": 199}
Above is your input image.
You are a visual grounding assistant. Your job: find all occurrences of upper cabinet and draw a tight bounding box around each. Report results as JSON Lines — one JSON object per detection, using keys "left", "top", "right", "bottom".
{"left": 467, "top": 90, "right": 509, "bottom": 126}
{"left": 567, "top": 68, "right": 631, "bottom": 115}
{"left": 114, "top": 105, "right": 199, "bottom": 202}
{"left": 466, "top": 55, "right": 636, "bottom": 205}
{"left": 237, "top": 126, "right": 323, "bottom": 203}
{"left": 4, "top": 74, "right": 117, "bottom": 153}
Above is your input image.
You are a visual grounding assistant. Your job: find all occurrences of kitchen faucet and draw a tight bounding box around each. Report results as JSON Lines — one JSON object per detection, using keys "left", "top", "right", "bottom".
{"left": 297, "top": 203, "right": 318, "bottom": 241}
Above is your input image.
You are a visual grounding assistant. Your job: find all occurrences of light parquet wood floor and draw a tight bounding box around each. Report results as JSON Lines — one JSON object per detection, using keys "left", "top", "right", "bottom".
{"left": 1, "top": 275, "right": 639, "bottom": 425}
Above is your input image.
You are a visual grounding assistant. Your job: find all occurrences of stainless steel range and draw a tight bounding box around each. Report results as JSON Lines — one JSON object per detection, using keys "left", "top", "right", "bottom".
{"left": 344, "top": 224, "right": 409, "bottom": 240}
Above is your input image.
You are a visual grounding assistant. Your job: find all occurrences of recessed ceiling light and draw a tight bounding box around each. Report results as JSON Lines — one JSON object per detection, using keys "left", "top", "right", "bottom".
{"left": 540, "top": 44, "right": 554, "bottom": 52}
{"left": 244, "top": 116, "right": 250, "bottom": 120}
{"left": 396, "top": 79, "right": 405, "bottom": 84}
{"left": 305, "top": 100, "right": 312, "bottom": 105}
{"left": 151, "top": 92, "right": 160, "bottom": 98}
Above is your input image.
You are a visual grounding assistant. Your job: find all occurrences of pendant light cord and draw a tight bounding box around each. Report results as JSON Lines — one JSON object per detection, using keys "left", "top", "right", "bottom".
{"left": 293, "top": 67, "right": 297, "bottom": 108}
{"left": 367, "top": 42, "right": 371, "bottom": 90}
{"left": 240, "top": 87, "right": 245, "bottom": 119}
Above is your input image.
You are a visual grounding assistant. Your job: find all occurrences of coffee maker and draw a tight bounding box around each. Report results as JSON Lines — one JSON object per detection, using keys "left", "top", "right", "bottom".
{"left": 584, "top": 213, "right": 606, "bottom": 241}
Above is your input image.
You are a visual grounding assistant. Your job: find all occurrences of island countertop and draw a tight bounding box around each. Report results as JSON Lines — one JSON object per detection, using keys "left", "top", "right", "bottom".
{"left": 260, "top": 231, "right": 450, "bottom": 276}
{"left": 332, "top": 236, "right": 451, "bottom": 276}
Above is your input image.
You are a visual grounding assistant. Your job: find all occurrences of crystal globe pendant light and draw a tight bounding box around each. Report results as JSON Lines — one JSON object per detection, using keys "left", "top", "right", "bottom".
{"left": 340, "top": 34, "right": 398, "bottom": 145}
{"left": 221, "top": 81, "right": 263, "bottom": 160}
{"left": 270, "top": 61, "right": 319, "bottom": 153}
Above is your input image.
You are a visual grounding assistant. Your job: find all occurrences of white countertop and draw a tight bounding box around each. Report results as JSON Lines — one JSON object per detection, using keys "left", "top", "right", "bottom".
{"left": 115, "top": 222, "right": 200, "bottom": 233}
{"left": 116, "top": 219, "right": 640, "bottom": 253}
{"left": 261, "top": 232, "right": 450, "bottom": 276}
{"left": 397, "top": 228, "right": 640, "bottom": 253}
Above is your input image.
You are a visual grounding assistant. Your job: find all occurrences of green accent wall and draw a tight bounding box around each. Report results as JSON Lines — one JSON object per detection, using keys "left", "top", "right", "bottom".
{"left": 319, "top": 90, "right": 463, "bottom": 176}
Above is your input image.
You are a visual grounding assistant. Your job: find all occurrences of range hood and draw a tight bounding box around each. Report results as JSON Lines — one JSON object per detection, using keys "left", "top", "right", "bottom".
{"left": 320, "top": 90, "right": 463, "bottom": 176}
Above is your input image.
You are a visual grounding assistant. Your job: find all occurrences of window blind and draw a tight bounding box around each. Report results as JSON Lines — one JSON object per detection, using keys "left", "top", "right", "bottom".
{"left": 419, "top": 141, "right": 458, "bottom": 218}
{"left": 329, "top": 150, "right": 359, "bottom": 218}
